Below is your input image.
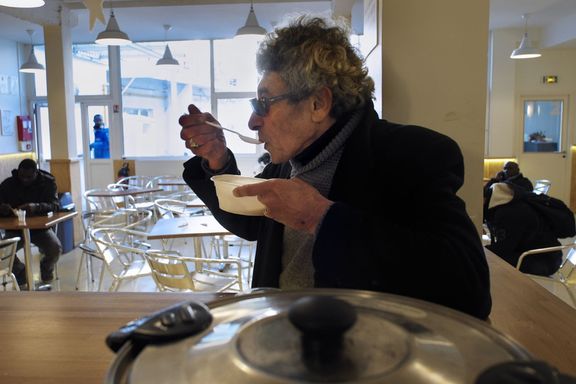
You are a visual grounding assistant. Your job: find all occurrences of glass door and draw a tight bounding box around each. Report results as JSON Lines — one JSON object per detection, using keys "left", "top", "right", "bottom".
{"left": 518, "top": 95, "right": 570, "bottom": 201}
{"left": 77, "top": 102, "right": 113, "bottom": 190}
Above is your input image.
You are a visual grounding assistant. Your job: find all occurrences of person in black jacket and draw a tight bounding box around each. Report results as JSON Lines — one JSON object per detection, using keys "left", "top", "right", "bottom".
{"left": 484, "top": 161, "right": 533, "bottom": 197}
{"left": 178, "top": 16, "right": 491, "bottom": 319}
{"left": 0, "top": 159, "right": 62, "bottom": 285}
{"left": 484, "top": 182, "right": 562, "bottom": 276}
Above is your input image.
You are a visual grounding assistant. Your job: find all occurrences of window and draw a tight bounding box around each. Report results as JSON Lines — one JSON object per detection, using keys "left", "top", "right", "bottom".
{"left": 34, "top": 44, "right": 110, "bottom": 96}
{"left": 120, "top": 40, "right": 211, "bottom": 157}
{"left": 522, "top": 99, "right": 564, "bottom": 153}
{"left": 119, "top": 38, "right": 261, "bottom": 157}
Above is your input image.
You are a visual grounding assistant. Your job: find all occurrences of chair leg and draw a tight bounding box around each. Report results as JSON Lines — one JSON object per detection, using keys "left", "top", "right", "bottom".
{"left": 76, "top": 252, "right": 86, "bottom": 290}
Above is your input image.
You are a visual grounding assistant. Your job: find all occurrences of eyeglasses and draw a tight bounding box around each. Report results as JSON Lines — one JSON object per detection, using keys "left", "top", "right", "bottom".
{"left": 249, "top": 93, "right": 293, "bottom": 117}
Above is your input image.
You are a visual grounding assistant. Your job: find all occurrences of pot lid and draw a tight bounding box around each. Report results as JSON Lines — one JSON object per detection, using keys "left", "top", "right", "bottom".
{"left": 122, "top": 289, "right": 532, "bottom": 384}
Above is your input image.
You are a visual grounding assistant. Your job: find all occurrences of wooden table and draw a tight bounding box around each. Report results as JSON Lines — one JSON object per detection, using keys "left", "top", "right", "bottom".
{"left": 484, "top": 248, "right": 576, "bottom": 374}
{"left": 1, "top": 249, "right": 575, "bottom": 383}
{"left": 0, "top": 211, "right": 78, "bottom": 290}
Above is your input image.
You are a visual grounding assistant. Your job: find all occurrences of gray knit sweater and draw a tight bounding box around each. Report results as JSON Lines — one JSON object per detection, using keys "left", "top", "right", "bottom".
{"left": 278, "top": 111, "right": 362, "bottom": 288}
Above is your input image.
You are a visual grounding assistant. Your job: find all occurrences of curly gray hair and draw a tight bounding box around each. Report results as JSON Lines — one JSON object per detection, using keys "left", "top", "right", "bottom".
{"left": 256, "top": 16, "right": 375, "bottom": 119}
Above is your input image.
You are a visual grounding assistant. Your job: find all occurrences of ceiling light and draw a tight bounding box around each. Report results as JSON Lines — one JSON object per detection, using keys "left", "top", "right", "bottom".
{"left": 96, "top": 9, "right": 131, "bottom": 46}
{"left": 156, "top": 25, "right": 179, "bottom": 66}
{"left": 510, "top": 14, "right": 541, "bottom": 59}
{"left": 235, "top": 0, "right": 266, "bottom": 39}
{"left": 0, "top": 0, "right": 44, "bottom": 8}
{"left": 19, "top": 29, "right": 44, "bottom": 74}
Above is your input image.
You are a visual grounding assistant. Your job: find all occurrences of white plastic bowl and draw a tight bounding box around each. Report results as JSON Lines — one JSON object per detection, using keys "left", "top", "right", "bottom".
{"left": 211, "top": 175, "right": 266, "bottom": 216}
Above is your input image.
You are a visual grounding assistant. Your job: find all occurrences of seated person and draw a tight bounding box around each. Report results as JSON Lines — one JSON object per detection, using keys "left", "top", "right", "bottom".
{"left": 0, "top": 159, "right": 62, "bottom": 285}
{"left": 484, "top": 161, "right": 533, "bottom": 196}
{"left": 484, "top": 182, "right": 562, "bottom": 276}
{"left": 178, "top": 16, "right": 491, "bottom": 319}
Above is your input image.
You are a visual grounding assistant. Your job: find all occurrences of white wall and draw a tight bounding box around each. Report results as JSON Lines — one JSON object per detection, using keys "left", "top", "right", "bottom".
{"left": 0, "top": 38, "right": 25, "bottom": 154}
{"left": 381, "top": 0, "right": 489, "bottom": 229}
{"left": 487, "top": 29, "right": 517, "bottom": 157}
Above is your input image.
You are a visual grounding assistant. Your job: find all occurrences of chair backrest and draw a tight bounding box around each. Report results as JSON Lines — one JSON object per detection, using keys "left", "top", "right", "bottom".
{"left": 533, "top": 179, "right": 551, "bottom": 195}
{"left": 144, "top": 250, "right": 196, "bottom": 291}
{"left": 516, "top": 243, "right": 576, "bottom": 276}
{"left": 154, "top": 198, "right": 202, "bottom": 219}
{"left": 91, "top": 227, "right": 150, "bottom": 279}
{"left": 558, "top": 246, "right": 576, "bottom": 284}
{"left": 84, "top": 188, "right": 120, "bottom": 213}
{"left": 117, "top": 175, "right": 152, "bottom": 188}
{"left": 0, "top": 237, "right": 21, "bottom": 284}
{"left": 144, "top": 249, "right": 243, "bottom": 292}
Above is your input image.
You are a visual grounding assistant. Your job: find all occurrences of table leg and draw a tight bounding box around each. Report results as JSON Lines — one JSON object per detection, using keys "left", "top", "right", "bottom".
{"left": 21, "top": 228, "right": 34, "bottom": 291}
{"left": 193, "top": 237, "right": 203, "bottom": 272}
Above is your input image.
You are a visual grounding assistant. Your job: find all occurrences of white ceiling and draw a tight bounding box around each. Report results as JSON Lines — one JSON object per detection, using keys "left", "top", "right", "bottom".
{"left": 1, "top": 0, "right": 576, "bottom": 47}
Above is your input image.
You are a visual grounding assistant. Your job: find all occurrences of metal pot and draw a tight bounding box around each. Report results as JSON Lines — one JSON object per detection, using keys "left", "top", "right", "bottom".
{"left": 105, "top": 289, "right": 573, "bottom": 383}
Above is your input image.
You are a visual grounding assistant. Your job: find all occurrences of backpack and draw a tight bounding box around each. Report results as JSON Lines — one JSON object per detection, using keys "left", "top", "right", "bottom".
{"left": 520, "top": 192, "right": 576, "bottom": 238}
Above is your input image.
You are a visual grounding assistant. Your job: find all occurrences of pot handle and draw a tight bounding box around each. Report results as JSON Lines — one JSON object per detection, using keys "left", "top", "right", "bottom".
{"left": 106, "top": 301, "right": 212, "bottom": 353}
{"left": 476, "top": 361, "right": 576, "bottom": 384}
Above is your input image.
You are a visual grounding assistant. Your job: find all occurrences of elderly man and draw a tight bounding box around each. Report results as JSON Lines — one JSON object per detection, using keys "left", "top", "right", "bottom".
{"left": 178, "top": 16, "right": 491, "bottom": 319}
{"left": 0, "top": 159, "right": 61, "bottom": 285}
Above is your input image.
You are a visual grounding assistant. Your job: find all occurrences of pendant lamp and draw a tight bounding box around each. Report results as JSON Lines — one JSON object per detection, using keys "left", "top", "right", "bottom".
{"left": 235, "top": 0, "right": 266, "bottom": 39}
{"left": 510, "top": 14, "right": 541, "bottom": 59}
{"left": 96, "top": 9, "right": 131, "bottom": 46}
{"left": 0, "top": 0, "right": 44, "bottom": 8}
{"left": 156, "top": 25, "right": 179, "bottom": 66}
{"left": 20, "top": 29, "right": 45, "bottom": 74}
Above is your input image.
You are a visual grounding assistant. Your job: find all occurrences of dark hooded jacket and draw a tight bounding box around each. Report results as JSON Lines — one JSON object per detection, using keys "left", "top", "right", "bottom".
{"left": 485, "top": 182, "right": 562, "bottom": 276}
{"left": 0, "top": 168, "right": 59, "bottom": 216}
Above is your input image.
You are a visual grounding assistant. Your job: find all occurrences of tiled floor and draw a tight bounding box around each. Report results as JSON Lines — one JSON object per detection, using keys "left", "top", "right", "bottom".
{"left": 7, "top": 235, "right": 255, "bottom": 293}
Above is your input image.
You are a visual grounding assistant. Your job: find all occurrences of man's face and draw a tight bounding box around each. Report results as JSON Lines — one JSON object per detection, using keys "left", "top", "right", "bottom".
{"left": 18, "top": 168, "right": 38, "bottom": 186}
{"left": 248, "top": 72, "right": 322, "bottom": 164}
{"left": 503, "top": 162, "right": 519, "bottom": 178}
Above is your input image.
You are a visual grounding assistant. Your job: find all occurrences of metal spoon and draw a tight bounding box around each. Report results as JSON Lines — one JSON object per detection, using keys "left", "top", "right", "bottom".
{"left": 205, "top": 121, "right": 262, "bottom": 144}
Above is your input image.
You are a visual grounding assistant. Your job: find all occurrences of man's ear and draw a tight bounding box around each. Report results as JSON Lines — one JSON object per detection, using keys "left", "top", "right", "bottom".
{"left": 310, "top": 87, "right": 332, "bottom": 123}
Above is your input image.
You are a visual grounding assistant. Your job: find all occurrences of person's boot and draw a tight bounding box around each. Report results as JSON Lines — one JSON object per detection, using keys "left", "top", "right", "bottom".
{"left": 40, "top": 261, "right": 55, "bottom": 283}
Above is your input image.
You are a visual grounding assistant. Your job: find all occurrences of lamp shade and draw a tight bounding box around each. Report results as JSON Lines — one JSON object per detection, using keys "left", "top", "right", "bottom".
{"left": 235, "top": 3, "right": 266, "bottom": 38}
{"left": 510, "top": 33, "right": 541, "bottom": 59}
{"left": 96, "top": 11, "right": 131, "bottom": 46}
{"left": 0, "top": 0, "right": 44, "bottom": 8}
{"left": 156, "top": 44, "right": 179, "bottom": 66}
{"left": 19, "top": 46, "right": 45, "bottom": 73}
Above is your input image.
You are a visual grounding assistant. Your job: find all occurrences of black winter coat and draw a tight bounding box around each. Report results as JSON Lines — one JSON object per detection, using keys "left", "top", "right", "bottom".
{"left": 0, "top": 169, "right": 59, "bottom": 215}
{"left": 183, "top": 103, "right": 492, "bottom": 319}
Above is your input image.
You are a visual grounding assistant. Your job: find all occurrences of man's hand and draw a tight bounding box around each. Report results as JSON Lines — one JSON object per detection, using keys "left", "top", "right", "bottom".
{"left": 18, "top": 203, "right": 38, "bottom": 215}
{"left": 495, "top": 171, "right": 506, "bottom": 181}
{"left": 233, "top": 178, "right": 333, "bottom": 234}
{"left": 0, "top": 203, "right": 13, "bottom": 217}
{"left": 179, "top": 104, "right": 229, "bottom": 170}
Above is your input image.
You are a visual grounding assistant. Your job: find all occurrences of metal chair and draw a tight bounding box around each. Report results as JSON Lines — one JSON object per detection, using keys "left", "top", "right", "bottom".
{"left": 533, "top": 180, "right": 551, "bottom": 195}
{"left": 84, "top": 188, "right": 121, "bottom": 213}
{"left": 516, "top": 243, "right": 576, "bottom": 307}
{"left": 91, "top": 227, "right": 152, "bottom": 292}
{"left": 144, "top": 249, "right": 243, "bottom": 292}
{"left": 75, "top": 209, "right": 153, "bottom": 290}
{"left": 0, "top": 237, "right": 21, "bottom": 291}
{"left": 154, "top": 198, "right": 204, "bottom": 220}
{"left": 209, "top": 235, "right": 256, "bottom": 287}
{"left": 117, "top": 175, "right": 152, "bottom": 188}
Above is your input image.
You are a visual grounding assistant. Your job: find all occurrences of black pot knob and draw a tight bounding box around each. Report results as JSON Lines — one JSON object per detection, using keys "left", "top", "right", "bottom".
{"left": 288, "top": 296, "right": 358, "bottom": 380}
